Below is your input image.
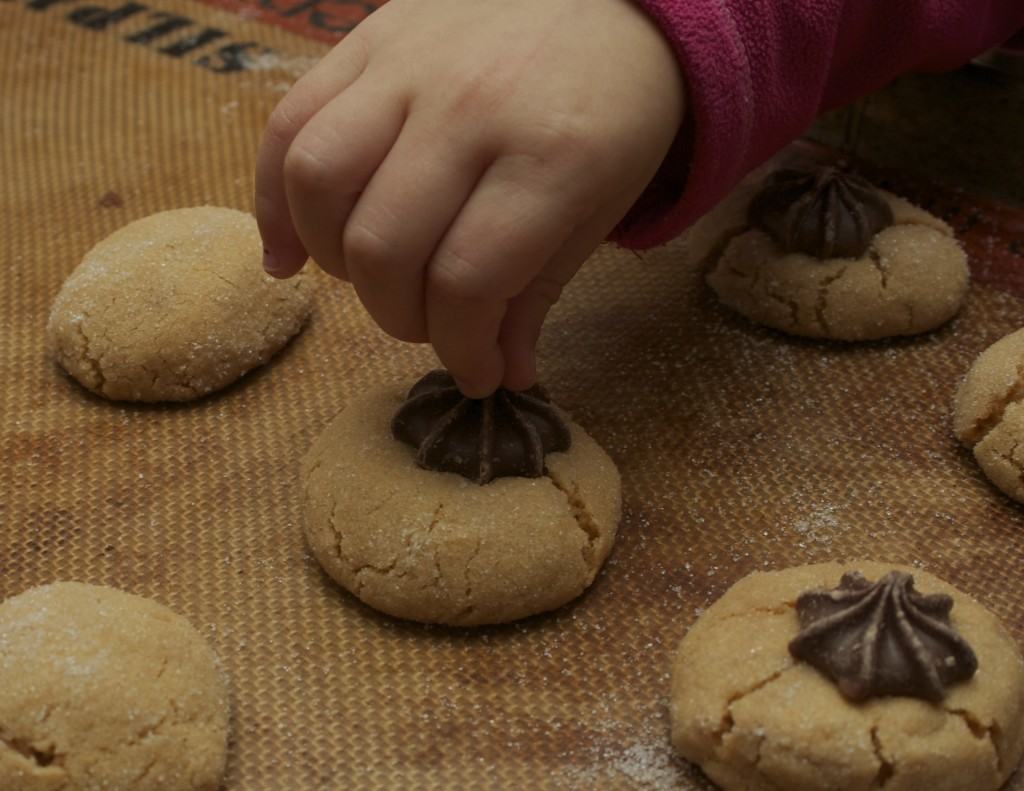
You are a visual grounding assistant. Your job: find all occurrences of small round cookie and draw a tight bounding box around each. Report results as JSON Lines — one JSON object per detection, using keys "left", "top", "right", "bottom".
{"left": 0, "top": 582, "right": 229, "bottom": 791}
{"left": 954, "top": 327, "right": 1024, "bottom": 503}
{"left": 47, "top": 207, "right": 313, "bottom": 401}
{"left": 670, "top": 561, "right": 1024, "bottom": 791}
{"left": 706, "top": 168, "right": 969, "bottom": 341}
{"left": 301, "top": 379, "right": 621, "bottom": 626}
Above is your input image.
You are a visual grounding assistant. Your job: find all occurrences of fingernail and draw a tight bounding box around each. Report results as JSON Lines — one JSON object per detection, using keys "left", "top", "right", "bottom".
{"left": 263, "top": 249, "right": 284, "bottom": 277}
{"left": 455, "top": 377, "right": 496, "bottom": 400}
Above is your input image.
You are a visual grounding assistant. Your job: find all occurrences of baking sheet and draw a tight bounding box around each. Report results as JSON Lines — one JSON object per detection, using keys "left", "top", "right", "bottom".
{"left": 2, "top": 1, "right": 1023, "bottom": 787}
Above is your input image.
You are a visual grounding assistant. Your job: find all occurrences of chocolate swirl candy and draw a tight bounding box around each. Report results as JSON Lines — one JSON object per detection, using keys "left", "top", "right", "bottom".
{"left": 788, "top": 570, "right": 978, "bottom": 702}
{"left": 748, "top": 167, "right": 894, "bottom": 259}
{"left": 391, "top": 370, "right": 571, "bottom": 485}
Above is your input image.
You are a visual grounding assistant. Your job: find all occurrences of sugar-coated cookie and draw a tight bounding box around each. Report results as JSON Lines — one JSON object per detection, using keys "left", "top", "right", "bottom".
{"left": 48, "top": 207, "right": 313, "bottom": 401}
{"left": 301, "top": 374, "right": 621, "bottom": 626}
{"left": 706, "top": 168, "right": 968, "bottom": 341}
{"left": 954, "top": 327, "right": 1024, "bottom": 503}
{"left": 0, "top": 582, "right": 230, "bottom": 791}
{"left": 670, "top": 561, "right": 1024, "bottom": 791}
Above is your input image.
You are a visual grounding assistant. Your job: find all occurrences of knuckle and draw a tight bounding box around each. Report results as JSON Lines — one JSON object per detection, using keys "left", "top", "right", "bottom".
{"left": 527, "top": 115, "right": 602, "bottom": 172}
{"left": 339, "top": 27, "right": 371, "bottom": 63}
{"left": 283, "top": 139, "right": 333, "bottom": 192}
{"left": 265, "top": 97, "right": 306, "bottom": 146}
{"left": 428, "top": 248, "right": 487, "bottom": 301}
{"left": 444, "top": 70, "right": 512, "bottom": 123}
{"left": 342, "top": 222, "right": 393, "bottom": 276}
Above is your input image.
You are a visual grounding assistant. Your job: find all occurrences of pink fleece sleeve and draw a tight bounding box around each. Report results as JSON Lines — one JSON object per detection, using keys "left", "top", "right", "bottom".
{"left": 614, "top": 0, "right": 1024, "bottom": 249}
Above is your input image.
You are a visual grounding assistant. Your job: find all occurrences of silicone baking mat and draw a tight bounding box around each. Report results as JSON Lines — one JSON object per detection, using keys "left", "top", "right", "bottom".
{"left": 2, "top": 0, "right": 1023, "bottom": 787}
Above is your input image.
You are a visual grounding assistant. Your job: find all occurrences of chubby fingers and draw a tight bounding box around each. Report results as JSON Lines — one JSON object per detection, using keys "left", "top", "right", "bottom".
{"left": 254, "top": 35, "right": 370, "bottom": 278}
{"left": 340, "top": 119, "right": 488, "bottom": 342}
{"left": 282, "top": 79, "right": 407, "bottom": 282}
{"left": 425, "top": 159, "right": 590, "bottom": 397}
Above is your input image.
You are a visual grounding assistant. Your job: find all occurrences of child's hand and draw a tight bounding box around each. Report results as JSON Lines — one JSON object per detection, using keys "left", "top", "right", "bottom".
{"left": 255, "top": 0, "right": 683, "bottom": 396}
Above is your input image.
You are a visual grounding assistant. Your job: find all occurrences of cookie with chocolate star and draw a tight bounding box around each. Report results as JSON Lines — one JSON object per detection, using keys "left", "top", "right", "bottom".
{"left": 669, "top": 561, "right": 1024, "bottom": 791}
{"left": 706, "top": 167, "right": 969, "bottom": 341}
{"left": 301, "top": 371, "right": 621, "bottom": 626}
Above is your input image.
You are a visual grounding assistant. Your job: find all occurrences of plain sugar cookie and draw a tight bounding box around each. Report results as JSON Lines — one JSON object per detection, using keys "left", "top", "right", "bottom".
{"left": 47, "top": 206, "right": 313, "bottom": 401}
{"left": 301, "top": 376, "right": 621, "bottom": 626}
{"left": 954, "top": 327, "right": 1024, "bottom": 503}
{"left": 669, "top": 561, "right": 1024, "bottom": 791}
{"left": 0, "top": 582, "right": 229, "bottom": 791}
{"left": 706, "top": 167, "right": 969, "bottom": 341}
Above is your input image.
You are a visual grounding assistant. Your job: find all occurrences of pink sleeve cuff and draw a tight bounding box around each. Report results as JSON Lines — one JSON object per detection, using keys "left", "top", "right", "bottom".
{"left": 614, "top": 0, "right": 1024, "bottom": 250}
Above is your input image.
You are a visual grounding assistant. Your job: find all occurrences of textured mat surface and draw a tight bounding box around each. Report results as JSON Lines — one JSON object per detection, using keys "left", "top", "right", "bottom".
{"left": 2, "top": 0, "right": 1024, "bottom": 788}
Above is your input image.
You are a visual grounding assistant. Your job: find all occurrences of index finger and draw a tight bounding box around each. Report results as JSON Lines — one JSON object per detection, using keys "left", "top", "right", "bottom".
{"left": 254, "top": 35, "right": 370, "bottom": 278}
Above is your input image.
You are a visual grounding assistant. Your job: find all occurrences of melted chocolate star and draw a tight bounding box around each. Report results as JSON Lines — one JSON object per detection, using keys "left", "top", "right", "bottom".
{"left": 788, "top": 570, "right": 978, "bottom": 702}
{"left": 391, "top": 370, "right": 571, "bottom": 485}
{"left": 748, "top": 167, "right": 894, "bottom": 259}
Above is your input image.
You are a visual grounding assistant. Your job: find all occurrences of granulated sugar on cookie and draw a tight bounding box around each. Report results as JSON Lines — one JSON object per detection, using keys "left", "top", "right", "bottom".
{"left": 47, "top": 206, "right": 313, "bottom": 402}
{"left": 954, "top": 326, "right": 1024, "bottom": 503}
{"left": 0, "top": 582, "right": 230, "bottom": 791}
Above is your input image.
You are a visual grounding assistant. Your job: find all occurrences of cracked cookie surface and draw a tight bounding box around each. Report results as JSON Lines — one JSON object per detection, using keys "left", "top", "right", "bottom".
{"left": 0, "top": 582, "right": 229, "bottom": 791}
{"left": 47, "top": 207, "right": 313, "bottom": 402}
{"left": 954, "top": 328, "right": 1024, "bottom": 504}
{"left": 669, "top": 561, "right": 1024, "bottom": 791}
{"left": 706, "top": 193, "right": 968, "bottom": 341}
{"left": 301, "top": 386, "right": 621, "bottom": 626}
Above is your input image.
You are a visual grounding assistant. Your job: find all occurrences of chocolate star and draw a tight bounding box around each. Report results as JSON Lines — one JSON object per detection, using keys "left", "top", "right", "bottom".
{"left": 748, "top": 167, "right": 894, "bottom": 259}
{"left": 788, "top": 570, "right": 978, "bottom": 702}
{"left": 391, "top": 370, "right": 571, "bottom": 485}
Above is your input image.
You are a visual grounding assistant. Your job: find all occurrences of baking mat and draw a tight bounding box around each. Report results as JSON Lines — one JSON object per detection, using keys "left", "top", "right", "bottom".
{"left": 2, "top": 0, "right": 1024, "bottom": 788}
